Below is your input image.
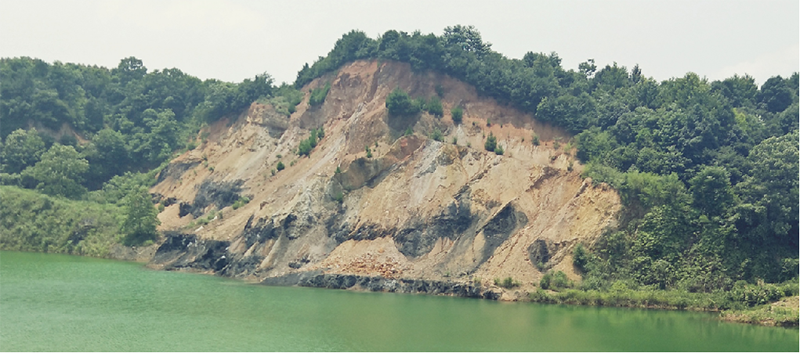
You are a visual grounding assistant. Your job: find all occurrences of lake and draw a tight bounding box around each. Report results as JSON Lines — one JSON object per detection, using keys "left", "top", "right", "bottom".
{"left": 1, "top": 251, "right": 797, "bottom": 351}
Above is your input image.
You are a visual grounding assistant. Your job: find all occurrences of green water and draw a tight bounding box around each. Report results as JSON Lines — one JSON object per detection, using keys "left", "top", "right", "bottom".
{"left": 0, "top": 251, "right": 797, "bottom": 351}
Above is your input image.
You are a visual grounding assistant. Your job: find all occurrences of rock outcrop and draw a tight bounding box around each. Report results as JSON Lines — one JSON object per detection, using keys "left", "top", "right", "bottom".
{"left": 148, "top": 60, "right": 621, "bottom": 299}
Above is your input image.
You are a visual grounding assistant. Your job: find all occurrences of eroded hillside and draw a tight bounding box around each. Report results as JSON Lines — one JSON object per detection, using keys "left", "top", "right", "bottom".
{"left": 148, "top": 60, "right": 621, "bottom": 299}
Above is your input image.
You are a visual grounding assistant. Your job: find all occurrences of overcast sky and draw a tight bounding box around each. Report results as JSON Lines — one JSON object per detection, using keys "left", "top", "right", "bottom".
{"left": 1, "top": 0, "right": 797, "bottom": 86}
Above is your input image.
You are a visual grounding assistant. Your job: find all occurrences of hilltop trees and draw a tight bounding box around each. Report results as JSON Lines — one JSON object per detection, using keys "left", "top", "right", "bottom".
{"left": 0, "top": 56, "right": 276, "bottom": 193}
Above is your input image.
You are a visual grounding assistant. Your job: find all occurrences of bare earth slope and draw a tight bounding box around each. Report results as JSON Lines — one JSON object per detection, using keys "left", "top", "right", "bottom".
{"left": 148, "top": 60, "right": 621, "bottom": 300}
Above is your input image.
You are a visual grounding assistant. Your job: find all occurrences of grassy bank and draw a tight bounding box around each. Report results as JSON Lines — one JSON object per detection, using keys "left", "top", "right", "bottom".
{"left": 0, "top": 186, "right": 124, "bottom": 257}
{"left": 721, "top": 296, "right": 799, "bottom": 327}
{"left": 527, "top": 280, "right": 799, "bottom": 326}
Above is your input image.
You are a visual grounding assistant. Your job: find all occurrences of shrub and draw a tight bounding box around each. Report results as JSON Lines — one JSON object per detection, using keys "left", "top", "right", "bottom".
{"left": 365, "top": 146, "right": 372, "bottom": 158}
{"left": 495, "top": 144, "right": 504, "bottom": 155}
{"left": 276, "top": 161, "right": 285, "bottom": 171}
{"left": 540, "top": 272, "right": 553, "bottom": 289}
{"left": 333, "top": 191, "right": 344, "bottom": 203}
{"left": 386, "top": 88, "right": 421, "bottom": 116}
{"left": 451, "top": 106, "right": 463, "bottom": 124}
{"left": 297, "top": 129, "right": 322, "bottom": 156}
{"left": 309, "top": 82, "right": 330, "bottom": 106}
{"left": 573, "top": 243, "right": 587, "bottom": 272}
{"left": 484, "top": 133, "right": 497, "bottom": 152}
{"left": 552, "top": 271, "right": 571, "bottom": 289}
{"left": 335, "top": 166, "right": 342, "bottom": 174}
{"left": 427, "top": 96, "right": 443, "bottom": 117}
{"left": 494, "top": 277, "right": 520, "bottom": 289}
{"left": 435, "top": 84, "right": 445, "bottom": 98}
{"left": 430, "top": 128, "right": 443, "bottom": 142}
{"left": 532, "top": 134, "right": 540, "bottom": 146}
{"left": 232, "top": 196, "right": 251, "bottom": 210}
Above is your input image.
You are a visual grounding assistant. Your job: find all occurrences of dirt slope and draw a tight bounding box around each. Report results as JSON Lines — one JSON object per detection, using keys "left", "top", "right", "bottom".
{"left": 148, "top": 60, "right": 621, "bottom": 299}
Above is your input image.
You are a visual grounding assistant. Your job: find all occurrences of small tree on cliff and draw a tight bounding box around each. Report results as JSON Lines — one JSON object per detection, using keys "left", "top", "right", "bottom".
{"left": 386, "top": 88, "right": 421, "bottom": 116}
{"left": 120, "top": 188, "right": 160, "bottom": 246}
{"left": 484, "top": 133, "right": 497, "bottom": 152}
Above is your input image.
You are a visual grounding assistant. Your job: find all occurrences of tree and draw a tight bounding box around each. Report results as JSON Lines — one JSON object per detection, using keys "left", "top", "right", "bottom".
{"left": 450, "top": 105, "right": 463, "bottom": 124}
{"left": 759, "top": 76, "right": 793, "bottom": 113}
{"left": 442, "top": 25, "right": 492, "bottom": 55}
{"left": 426, "top": 96, "right": 443, "bottom": 117}
{"left": 689, "top": 166, "right": 735, "bottom": 218}
{"left": 386, "top": 88, "right": 420, "bottom": 116}
{"left": 120, "top": 187, "right": 160, "bottom": 246}
{"left": 484, "top": 133, "right": 497, "bottom": 152}
{"left": 736, "top": 131, "right": 799, "bottom": 245}
{"left": 21, "top": 143, "right": 89, "bottom": 198}
{"left": 1, "top": 128, "right": 46, "bottom": 174}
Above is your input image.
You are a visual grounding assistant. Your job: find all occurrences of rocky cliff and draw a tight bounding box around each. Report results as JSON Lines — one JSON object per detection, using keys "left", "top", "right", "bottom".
{"left": 148, "top": 60, "right": 621, "bottom": 300}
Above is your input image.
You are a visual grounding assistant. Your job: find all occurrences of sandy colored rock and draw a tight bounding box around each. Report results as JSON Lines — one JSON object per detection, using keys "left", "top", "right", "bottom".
{"left": 149, "top": 60, "right": 621, "bottom": 296}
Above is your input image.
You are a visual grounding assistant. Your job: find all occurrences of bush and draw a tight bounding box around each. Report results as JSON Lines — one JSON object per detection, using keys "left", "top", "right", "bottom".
{"left": 532, "top": 134, "right": 540, "bottom": 146}
{"left": 540, "top": 270, "right": 571, "bottom": 290}
{"left": 430, "top": 128, "right": 443, "bottom": 142}
{"left": 494, "top": 277, "right": 520, "bottom": 289}
{"left": 540, "top": 272, "right": 553, "bottom": 289}
{"left": 365, "top": 146, "right": 373, "bottom": 158}
{"left": 276, "top": 161, "right": 285, "bottom": 171}
{"left": 386, "top": 88, "right": 421, "bottom": 116}
{"left": 484, "top": 133, "right": 497, "bottom": 152}
{"left": 451, "top": 106, "right": 463, "bottom": 124}
{"left": 297, "top": 129, "right": 322, "bottom": 156}
{"left": 495, "top": 144, "right": 504, "bottom": 155}
{"left": 427, "top": 96, "right": 443, "bottom": 117}
{"left": 309, "top": 82, "right": 330, "bottom": 106}
{"left": 231, "top": 196, "right": 251, "bottom": 210}
{"left": 552, "top": 271, "right": 571, "bottom": 289}
{"left": 573, "top": 243, "right": 588, "bottom": 272}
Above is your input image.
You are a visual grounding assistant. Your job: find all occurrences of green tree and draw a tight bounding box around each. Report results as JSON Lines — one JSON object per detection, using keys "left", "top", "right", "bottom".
{"left": 1, "top": 128, "right": 46, "bottom": 174}
{"left": 21, "top": 144, "right": 89, "bottom": 198}
{"left": 689, "top": 166, "right": 735, "bottom": 218}
{"left": 386, "top": 88, "right": 420, "bottom": 116}
{"left": 736, "top": 131, "right": 799, "bottom": 245}
{"left": 484, "top": 133, "right": 497, "bottom": 152}
{"left": 450, "top": 106, "right": 463, "bottom": 124}
{"left": 426, "top": 96, "right": 443, "bottom": 117}
{"left": 120, "top": 187, "right": 160, "bottom": 246}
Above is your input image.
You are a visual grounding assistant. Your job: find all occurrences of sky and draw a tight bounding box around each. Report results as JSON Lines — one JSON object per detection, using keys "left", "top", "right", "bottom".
{"left": 1, "top": 0, "right": 797, "bottom": 86}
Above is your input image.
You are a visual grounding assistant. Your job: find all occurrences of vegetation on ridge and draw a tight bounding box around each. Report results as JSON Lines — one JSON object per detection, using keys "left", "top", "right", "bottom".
{"left": 0, "top": 25, "right": 797, "bottom": 309}
{"left": 295, "top": 25, "right": 799, "bottom": 294}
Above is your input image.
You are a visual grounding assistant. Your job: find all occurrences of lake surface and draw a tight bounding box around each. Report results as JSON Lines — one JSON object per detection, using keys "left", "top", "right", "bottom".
{"left": 1, "top": 251, "right": 797, "bottom": 351}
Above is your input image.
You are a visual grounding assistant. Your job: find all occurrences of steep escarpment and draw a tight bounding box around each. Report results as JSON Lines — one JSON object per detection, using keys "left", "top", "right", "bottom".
{"left": 148, "top": 60, "right": 621, "bottom": 299}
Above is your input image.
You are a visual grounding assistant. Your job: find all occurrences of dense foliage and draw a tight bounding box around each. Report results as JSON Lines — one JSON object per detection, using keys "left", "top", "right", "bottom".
{"left": 0, "top": 186, "right": 123, "bottom": 256}
{"left": 296, "top": 26, "right": 799, "bottom": 290}
{"left": 0, "top": 56, "right": 273, "bottom": 194}
{"left": 0, "top": 57, "right": 275, "bottom": 247}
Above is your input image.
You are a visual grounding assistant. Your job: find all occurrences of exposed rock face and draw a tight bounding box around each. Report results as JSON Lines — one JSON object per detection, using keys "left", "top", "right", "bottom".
{"left": 148, "top": 60, "right": 621, "bottom": 299}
